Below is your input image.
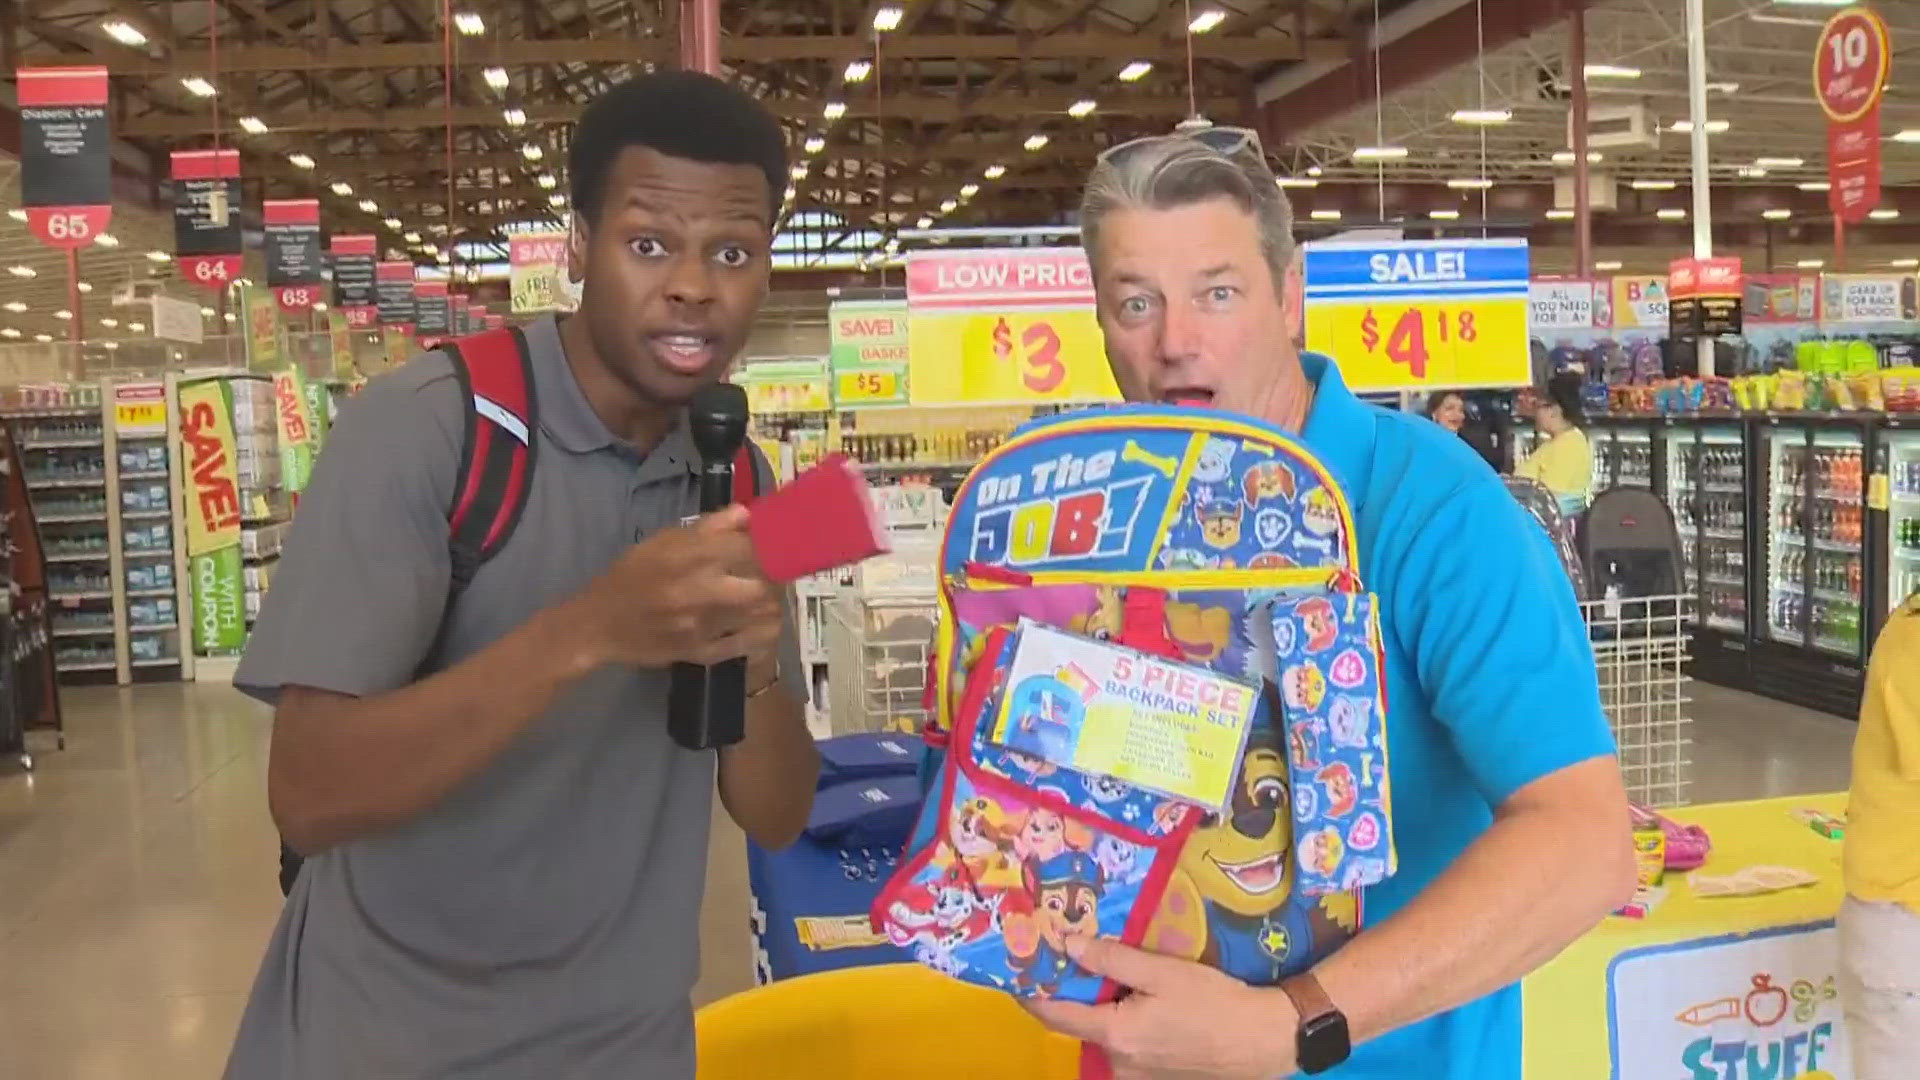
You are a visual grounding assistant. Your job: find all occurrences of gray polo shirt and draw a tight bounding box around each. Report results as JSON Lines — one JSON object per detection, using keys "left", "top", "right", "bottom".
{"left": 226, "top": 314, "right": 805, "bottom": 1079}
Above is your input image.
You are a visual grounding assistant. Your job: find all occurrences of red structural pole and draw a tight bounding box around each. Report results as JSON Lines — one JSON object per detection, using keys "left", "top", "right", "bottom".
{"left": 1570, "top": 0, "right": 1593, "bottom": 278}
{"left": 680, "top": 0, "right": 720, "bottom": 74}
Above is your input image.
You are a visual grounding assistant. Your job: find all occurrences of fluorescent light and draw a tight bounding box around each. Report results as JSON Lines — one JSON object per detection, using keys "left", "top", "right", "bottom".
{"left": 1276, "top": 177, "right": 1319, "bottom": 188}
{"left": 101, "top": 20, "right": 148, "bottom": 47}
{"left": 404, "top": 231, "right": 423, "bottom": 243}
{"left": 6, "top": 209, "right": 25, "bottom": 222}
{"left": 1310, "top": 209, "right": 1343, "bottom": 221}
{"left": 483, "top": 67, "right": 509, "bottom": 90}
{"left": 1188, "top": 9, "right": 1227, "bottom": 33}
{"left": 984, "top": 164, "right": 1006, "bottom": 179}
{"left": 99, "top": 317, "right": 118, "bottom": 328}
{"left": 503, "top": 108, "right": 527, "bottom": 126}
{"left": 1707, "top": 81, "right": 1740, "bottom": 94}
{"left": 436, "top": 250, "right": 452, "bottom": 264}
{"left": 940, "top": 199, "right": 959, "bottom": 213}
{"left": 181, "top": 76, "right": 218, "bottom": 97}
{"left": 1585, "top": 64, "right": 1642, "bottom": 79}
{"left": 1352, "top": 145, "right": 1409, "bottom": 161}
{"left": 358, "top": 199, "right": 378, "bottom": 213}
{"left": 77, "top": 282, "right": 91, "bottom": 293}
{"left": 383, "top": 217, "right": 403, "bottom": 229}
{"left": 1595, "top": 260, "right": 1623, "bottom": 271}
{"left": 238, "top": 115, "right": 268, "bottom": 134}
{"left": 1870, "top": 208, "right": 1900, "bottom": 220}
{"left": 8, "top": 265, "right": 36, "bottom": 278}
{"left": 145, "top": 250, "right": 170, "bottom": 263}
{"left": 1893, "top": 130, "right": 1920, "bottom": 143}
{"left": 289, "top": 153, "right": 315, "bottom": 169}
{"left": 782, "top": 185, "right": 797, "bottom": 203}
{"left": 1429, "top": 209, "right": 1461, "bottom": 220}
{"left": 1670, "top": 119, "right": 1730, "bottom": 133}
{"left": 916, "top": 216, "right": 933, "bottom": 228}
{"left": 1117, "top": 61, "right": 1154, "bottom": 82}
{"left": 1449, "top": 108, "right": 1512, "bottom": 126}
{"left": 330, "top": 181, "right": 354, "bottom": 196}
{"left": 1798, "top": 259, "right": 1826, "bottom": 269}
{"left": 1798, "top": 181, "right": 1832, "bottom": 191}
{"left": 1762, "top": 208, "right": 1793, "bottom": 220}
{"left": 1024, "top": 134, "right": 1050, "bottom": 152}
{"left": 199, "top": 307, "right": 214, "bottom": 317}
{"left": 102, "top": 341, "right": 118, "bottom": 351}
{"left": 55, "top": 310, "right": 72, "bottom": 320}
{"left": 313, "top": 302, "right": 327, "bottom": 312}
{"left": 1631, "top": 179, "right": 1678, "bottom": 191}
{"left": 789, "top": 164, "right": 809, "bottom": 181}
{"left": 93, "top": 232, "right": 119, "bottom": 247}
{"left": 1447, "top": 178, "right": 1493, "bottom": 190}
{"left": 1755, "top": 156, "right": 1805, "bottom": 168}
{"left": 804, "top": 136, "right": 825, "bottom": 154}
{"left": 1068, "top": 99, "right": 1098, "bottom": 118}
{"left": 960, "top": 183, "right": 980, "bottom": 198}
{"left": 1552, "top": 150, "right": 1604, "bottom": 164}
{"left": 537, "top": 174, "right": 557, "bottom": 190}
{"left": 1894, "top": 258, "right": 1920, "bottom": 269}
{"left": 1, "top": 302, "right": 22, "bottom": 313}
{"left": 453, "top": 11, "right": 485, "bottom": 35}
{"left": 224, "top": 312, "right": 237, "bottom": 322}
{"left": 548, "top": 193, "right": 566, "bottom": 207}
{"left": 33, "top": 334, "right": 51, "bottom": 343}
{"left": 1656, "top": 208, "right": 1687, "bottom": 220}
{"left": 823, "top": 101, "right": 847, "bottom": 120}
{"left": 0, "top": 329, "right": 19, "bottom": 340}
{"left": 844, "top": 60, "right": 872, "bottom": 83}
{"left": 1307, "top": 165, "right": 1324, "bottom": 177}
{"left": 128, "top": 321, "right": 145, "bottom": 332}
{"left": 521, "top": 143, "right": 544, "bottom": 161}
{"left": 1737, "top": 166, "right": 1769, "bottom": 179}
{"left": 872, "top": 6, "right": 904, "bottom": 31}
{"left": 1546, "top": 209, "right": 1575, "bottom": 220}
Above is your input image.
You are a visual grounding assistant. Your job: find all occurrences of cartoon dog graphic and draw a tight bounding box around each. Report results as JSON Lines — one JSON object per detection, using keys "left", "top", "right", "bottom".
{"left": 1004, "top": 851, "right": 1106, "bottom": 997}
{"left": 1316, "top": 762, "right": 1359, "bottom": 819}
{"left": 1294, "top": 596, "right": 1340, "bottom": 654}
{"left": 947, "top": 797, "right": 1025, "bottom": 891}
{"left": 1301, "top": 488, "right": 1341, "bottom": 538}
{"left": 1242, "top": 460, "right": 1298, "bottom": 506}
{"left": 1196, "top": 495, "right": 1243, "bottom": 551}
{"left": 1071, "top": 585, "right": 1125, "bottom": 642}
{"left": 1194, "top": 437, "right": 1237, "bottom": 483}
{"left": 1013, "top": 801, "right": 1092, "bottom": 864}
{"left": 1282, "top": 661, "right": 1328, "bottom": 713}
{"left": 1165, "top": 600, "right": 1233, "bottom": 664}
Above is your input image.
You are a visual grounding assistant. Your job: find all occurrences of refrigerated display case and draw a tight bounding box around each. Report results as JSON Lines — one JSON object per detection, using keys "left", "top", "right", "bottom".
{"left": 1753, "top": 420, "right": 1871, "bottom": 717}
{"left": 1661, "top": 420, "right": 1752, "bottom": 686}
{"left": 1882, "top": 422, "right": 1920, "bottom": 619}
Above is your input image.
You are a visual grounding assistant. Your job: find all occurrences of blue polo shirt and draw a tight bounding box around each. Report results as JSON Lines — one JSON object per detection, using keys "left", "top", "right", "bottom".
{"left": 1299, "top": 353, "right": 1614, "bottom": 1078}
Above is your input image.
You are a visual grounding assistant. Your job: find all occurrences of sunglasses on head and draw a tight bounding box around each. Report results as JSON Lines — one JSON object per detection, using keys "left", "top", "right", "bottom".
{"left": 1097, "top": 125, "right": 1264, "bottom": 169}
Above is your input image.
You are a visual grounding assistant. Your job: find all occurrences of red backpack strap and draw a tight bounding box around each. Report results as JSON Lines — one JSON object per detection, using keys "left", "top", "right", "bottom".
{"left": 733, "top": 442, "right": 761, "bottom": 507}
{"left": 443, "top": 327, "right": 537, "bottom": 593}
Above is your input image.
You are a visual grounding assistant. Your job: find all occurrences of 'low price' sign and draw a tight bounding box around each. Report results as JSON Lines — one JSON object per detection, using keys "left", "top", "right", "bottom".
{"left": 1304, "top": 239, "right": 1531, "bottom": 392}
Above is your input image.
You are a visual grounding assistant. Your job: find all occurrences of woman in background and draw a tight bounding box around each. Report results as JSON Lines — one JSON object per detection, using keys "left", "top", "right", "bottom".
{"left": 1516, "top": 374, "right": 1593, "bottom": 517}
{"left": 1427, "top": 390, "right": 1504, "bottom": 472}
{"left": 1426, "top": 390, "right": 1467, "bottom": 435}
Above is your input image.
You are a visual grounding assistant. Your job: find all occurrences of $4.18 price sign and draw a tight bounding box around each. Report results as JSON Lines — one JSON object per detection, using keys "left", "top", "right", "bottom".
{"left": 1316, "top": 299, "right": 1526, "bottom": 391}
{"left": 1358, "top": 306, "right": 1479, "bottom": 379}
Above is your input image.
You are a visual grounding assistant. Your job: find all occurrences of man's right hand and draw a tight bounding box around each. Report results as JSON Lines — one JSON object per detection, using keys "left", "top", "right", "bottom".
{"left": 572, "top": 505, "right": 785, "bottom": 670}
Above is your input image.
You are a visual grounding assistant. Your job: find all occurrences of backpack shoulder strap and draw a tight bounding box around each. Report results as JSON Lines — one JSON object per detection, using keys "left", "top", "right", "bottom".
{"left": 443, "top": 326, "right": 537, "bottom": 593}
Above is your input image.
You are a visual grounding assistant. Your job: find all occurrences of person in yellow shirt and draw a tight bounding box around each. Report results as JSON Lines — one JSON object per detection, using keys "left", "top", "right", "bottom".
{"left": 1515, "top": 374, "right": 1592, "bottom": 518}
{"left": 1841, "top": 592, "right": 1920, "bottom": 1080}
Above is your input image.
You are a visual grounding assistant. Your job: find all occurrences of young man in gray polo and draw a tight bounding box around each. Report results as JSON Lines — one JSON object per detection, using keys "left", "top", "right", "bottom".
{"left": 225, "top": 72, "right": 818, "bottom": 1078}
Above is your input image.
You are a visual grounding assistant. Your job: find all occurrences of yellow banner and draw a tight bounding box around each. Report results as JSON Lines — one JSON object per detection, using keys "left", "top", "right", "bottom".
{"left": 327, "top": 310, "right": 356, "bottom": 380}
{"left": 382, "top": 327, "right": 413, "bottom": 370}
{"left": 244, "top": 289, "right": 283, "bottom": 371}
{"left": 272, "top": 370, "right": 314, "bottom": 449}
{"left": 1305, "top": 297, "right": 1530, "bottom": 391}
{"left": 509, "top": 232, "right": 578, "bottom": 313}
{"left": 909, "top": 308, "right": 1120, "bottom": 406}
{"left": 177, "top": 381, "right": 242, "bottom": 557}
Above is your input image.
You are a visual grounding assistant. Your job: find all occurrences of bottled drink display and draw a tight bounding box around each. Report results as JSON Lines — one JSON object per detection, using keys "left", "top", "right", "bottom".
{"left": 1771, "top": 439, "right": 1865, "bottom": 655}
{"left": 1892, "top": 438, "right": 1920, "bottom": 613}
{"left": 1669, "top": 436, "right": 1747, "bottom": 634}
{"left": 1608, "top": 438, "right": 1653, "bottom": 487}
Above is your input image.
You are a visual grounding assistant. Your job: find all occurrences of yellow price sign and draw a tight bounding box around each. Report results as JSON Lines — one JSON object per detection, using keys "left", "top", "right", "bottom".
{"left": 1308, "top": 297, "right": 1528, "bottom": 391}
{"left": 834, "top": 366, "right": 905, "bottom": 406}
{"left": 115, "top": 401, "right": 166, "bottom": 431}
{"left": 909, "top": 308, "right": 1118, "bottom": 405}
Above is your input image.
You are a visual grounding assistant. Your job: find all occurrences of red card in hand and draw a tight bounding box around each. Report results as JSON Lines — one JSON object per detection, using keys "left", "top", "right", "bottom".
{"left": 747, "top": 454, "right": 891, "bottom": 583}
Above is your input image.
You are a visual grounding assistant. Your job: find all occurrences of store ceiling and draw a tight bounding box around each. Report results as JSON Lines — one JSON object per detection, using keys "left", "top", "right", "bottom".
{"left": 3, "top": 0, "right": 1920, "bottom": 316}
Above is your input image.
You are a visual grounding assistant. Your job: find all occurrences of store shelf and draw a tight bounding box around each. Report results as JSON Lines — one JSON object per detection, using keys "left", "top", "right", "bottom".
{"left": 1775, "top": 582, "right": 1860, "bottom": 605}
{"left": 52, "top": 626, "right": 115, "bottom": 638}
{"left": 1706, "top": 615, "right": 1745, "bottom": 633}
{"left": 129, "top": 622, "right": 180, "bottom": 633}
{"left": 4, "top": 406, "right": 100, "bottom": 418}
{"left": 122, "top": 548, "right": 175, "bottom": 560}
{"left": 120, "top": 510, "right": 171, "bottom": 522}
{"left": 20, "top": 438, "right": 106, "bottom": 450}
{"left": 44, "top": 552, "right": 112, "bottom": 563}
{"left": 37, "top": 514, "right": 109, "bottom": 524}
{"left": 1778, "top": 536, "right": 1861, "bottom": 554}
{"left": 50, "top": 591, "right": 113, "bottom": 601}
{"left": 55, "top": 660, "right": 118, "bottom": 673}
{"left": 125, "top": 588, "right": 178, "bottom": 599}
{"left": 131, "top": 657, "right": 182, "bottom": 669}
{"left": 27, "top": 477, "right": 107, "bottom": 490}
{"left": 1705, "top": 575, "right": 1744, "bottom": 589}
{"left": 118, "top": 470, "right": 170, "bottom": 481}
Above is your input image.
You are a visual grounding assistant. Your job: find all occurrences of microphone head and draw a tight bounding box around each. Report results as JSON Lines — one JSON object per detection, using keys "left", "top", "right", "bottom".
{"left": 687, "top": 382, "right": 750, "bottom": 464}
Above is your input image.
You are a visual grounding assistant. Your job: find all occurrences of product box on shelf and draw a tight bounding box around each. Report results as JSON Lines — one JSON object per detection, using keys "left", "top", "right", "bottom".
{"left": 124, "top": 523, "right": 173, "bottom": 552}
{"left": 129, "top": 598, "right": 178, "bottom": 629}
{"left": 121, "top": 482, "right": 171, "bottom": 513}
{"left": 126, "top": 562, "right": 176, "bottom": 592}
{"left": 117, "top": 444, "right": 169, "bottom": 474}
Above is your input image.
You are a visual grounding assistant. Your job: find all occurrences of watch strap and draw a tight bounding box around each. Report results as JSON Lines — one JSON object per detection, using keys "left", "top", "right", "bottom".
{"left": 1279, "top": 971, "right": 1336, "bottom": 1024}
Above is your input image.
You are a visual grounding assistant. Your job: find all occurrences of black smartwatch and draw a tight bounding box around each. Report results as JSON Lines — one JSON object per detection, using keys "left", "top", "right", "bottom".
{"left": 1279, "top": 972, "right": 1351, "bottom": 1075}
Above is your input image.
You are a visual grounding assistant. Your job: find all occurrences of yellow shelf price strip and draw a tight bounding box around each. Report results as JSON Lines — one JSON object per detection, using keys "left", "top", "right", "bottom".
{"left": 834, "top": 366, "right": 905, "bottom": 406}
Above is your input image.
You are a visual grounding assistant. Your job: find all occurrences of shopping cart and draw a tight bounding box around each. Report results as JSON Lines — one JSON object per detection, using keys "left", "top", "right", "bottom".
{"left": 1582, "top": 592, "right": 1694, "bottom": 808}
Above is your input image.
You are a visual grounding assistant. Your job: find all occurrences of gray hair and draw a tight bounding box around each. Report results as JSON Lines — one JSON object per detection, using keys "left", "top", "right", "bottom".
{"left": 1080, "top": 137, "right": 1296, "bottom": 288}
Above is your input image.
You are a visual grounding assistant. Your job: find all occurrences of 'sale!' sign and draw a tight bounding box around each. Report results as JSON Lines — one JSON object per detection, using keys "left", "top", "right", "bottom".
{"left": 16, "top": 66, "right": 114, "bottom": 248}
{"left": 173, "top": 149, "right": 245, "bottom": 288}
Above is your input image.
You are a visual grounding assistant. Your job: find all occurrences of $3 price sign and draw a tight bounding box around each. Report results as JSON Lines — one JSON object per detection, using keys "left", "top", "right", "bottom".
{"left": 985, "top": 315, "right": 1066, "bottom": 395}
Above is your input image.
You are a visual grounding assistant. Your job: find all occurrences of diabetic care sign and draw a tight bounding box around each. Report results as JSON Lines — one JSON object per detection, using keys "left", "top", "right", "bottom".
{"left": 1607, "top": 923, "right": 1851, "bottom": 1080}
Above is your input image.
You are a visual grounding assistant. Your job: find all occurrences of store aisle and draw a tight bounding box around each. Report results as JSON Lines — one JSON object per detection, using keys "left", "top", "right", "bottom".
{"left": 0, "top": 680, "right": 1862, "bottom": 1077}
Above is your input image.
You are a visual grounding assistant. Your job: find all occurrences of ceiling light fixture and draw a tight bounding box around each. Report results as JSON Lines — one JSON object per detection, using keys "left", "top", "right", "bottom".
{"left": 1449, "top": 108, "right": 1513, "bottom": 126}
{"left": 383, "top": 217, "right": 403, "bottom": 229}
{"left": 1310, "top": 209, "right": 1343, "bottom": 221}
{"left": 453, "top": 11, "right": 485, "bottom": 35}
{"left": 289, "top": 152, "right": 316, "bottom": 169}
{"left": 804, "top": 136, "right": 826, "bottom": 154}
{"left": 0, "top": 329, "right": 19, "bottom": 340}
{"left": 1024, "top": 134, "right": 1050, "bottom": 151}
{"left": 1447, "top": 178, "right": 1494, "bottom": 190}
{"left": 1798, "top": 180, "right": 1832, "bottom": 191}
{"left": 1068, "top": 99, "right": 1098, "bottom": 118}
{"left": 238, "top": 115, "right": 268, "bottom": 134}
{"left": 1893, "top": 258, "right": 1920, "bottom": 269}
{"left": 1352, "top": 145, "right": 1410, "bottom": 161}
{"left": 1631, "top": 179, "right": 1678, "bottom": 190}
{"left": 960, "top": 183, "right": 980, "bottom": 198}
{"left": 872, "top": 6, "right": 904, "bottom": 32}
{"left": 521, "top": 143, "right": 543, "bottom": 161}
{"left": 1657, "top": 208, "right": 1688, "bottom": 220}
{"left": 128, "top": 321, "right": 145, "bottom": 332}
{"left": 199, "top": 307, "right": 214, "bottom": 317}
{"left": 1584, "top": 64, "right": 1642, "bottom": 79}
{"left": 1707, "top": 81, "right": 1741, "bottom": 94}
{"left": 224, "top": 311, "right": 238, "bottom": 322}
{"left": 1188, "top": 9, "right": 1227, "bottom": 33}
{"left": 33, "top": 334, "right": 51, "bottom": 344}
{"left": 1546, "top": 209, "right": 1575, "bottom": 220}
{"left": 1552, "top": 150, "right": 1604, "bottom": 164}
{"left": 330, "top": 181, "right": 353, "bottom": 196}
{"left": 145, "top": 250, "right": 170, "bottom": 262}
{"left": 1, "top": 302, "right": 23, "bottom": 313}
{"left": 844, "top": 60, "right": 872, "bottom": 83}
{"left": 1117, "top": 61, "right": 1154, "bottom": 82}
{"left": 916, "top": 215, "right": 933, "bottom": 228}
{"left": 1762, "top": 208, "right": 1793, "bottom": 220}
{"left": 1736, "top": 166, "right": 1768, "bottom": 178}
{"left": 1669, "top": 119, "right": 1730, "bottom": 133}
{"left": 983, "top": 164, "right": 1007, "bottom": 179}
{"left": 404, "top": 231, "right": 423, "bottom": 243}
{"left": 483, "top": 67, "right": 509, "bottom": 90}
{"left": 101, "top": 20, "right": 148, "bottom": 47}
{"left": 1798, "top": 258, "right": 1826, "bottom": 269}
{"left": 790, "top": 164, "right": 809, "bottom": 180}
{"left": 55, "top": 309, "right": 73, "bottom": 320}
{"left": 8, "top": 265, "right": 37, "bottom": 278}
{"left": 940, "top": 199, "right": 959, "bottom": 213}
{"left": 548, "top": 193, "right": 566, "bottom": 207}
{"left": 1755, "top": 156, "right": 1805, "bottom": 168}
{"left": 77, "top": 281, "right": 92, "bottom": 293}
{"left": 93, "top": 232, "right": 119, "bottom": 247}
{"left": 503, "top": 108, "right": 527, "bottom": 127}
{"left": 1870, "top": 207, "right": 1900, "bottom": 220}
{"left": 100, "top": 317, "right": 118, "bottom": 328}
{"left": 358, "top": 199, "right": 378, "bottom": 213}
{"left": 181, "top": 76, "right": 218, "bottom": 97}
{"left": 824, "top": 101, "right": 847, "bottom": 120}
{"left": 1595, "top": 260, "right": 1623, "bottom": 271}
{"left": 6, "top": 209, "right": 26, "bottom": 222}
{"left": 537, "top": 174, "right": 557, "bottom": 189}
{"left": 1276, "top": 177, "right": 1319, "bottom": 188}
{"left": 1429, "top": 209, "right": 1462, "bottom": 220}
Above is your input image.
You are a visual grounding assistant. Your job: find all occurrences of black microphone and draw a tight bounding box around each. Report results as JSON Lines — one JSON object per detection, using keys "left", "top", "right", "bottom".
{"left": 668, "top": 382, "right": 752, "bottom": 751}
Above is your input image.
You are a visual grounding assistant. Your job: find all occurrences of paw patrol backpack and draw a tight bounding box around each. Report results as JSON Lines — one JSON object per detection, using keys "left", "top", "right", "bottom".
{"left": 872, "top": 405, "right": 1397, "bottom": 1008}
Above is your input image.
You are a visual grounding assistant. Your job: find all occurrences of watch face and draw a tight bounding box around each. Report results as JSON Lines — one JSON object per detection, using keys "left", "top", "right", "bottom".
{"left": 1298, "top": 1011, "right": 1352, "bottom": 1075}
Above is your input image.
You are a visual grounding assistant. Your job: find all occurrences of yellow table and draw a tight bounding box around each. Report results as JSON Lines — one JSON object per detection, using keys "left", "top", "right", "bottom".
{"left": 1523, "top": 793, "right": 1851, "bottom": 1080}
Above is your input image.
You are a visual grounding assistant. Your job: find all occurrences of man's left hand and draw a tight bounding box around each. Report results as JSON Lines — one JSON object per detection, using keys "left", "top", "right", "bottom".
{"left": 1024, "top": 936, "right": 1299, "bottom": 1079}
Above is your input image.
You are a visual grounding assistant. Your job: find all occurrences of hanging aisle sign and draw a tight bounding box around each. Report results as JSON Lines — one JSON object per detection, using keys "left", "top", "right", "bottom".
{"left": 510, "top": 232, "right": 578, "bottom": 313}
{"left": 264, "top": 199, "right": 324, "bottom": 313}
{"left": 1816, "top": 6, "right": 1892, "bottom": 223}
{"left": 830, "top": 299, "right": 910, "bottom": 407}
{"left": 1303, "top": 238, "right": 1531, "bottom": 391}
{"left": 376, "top": 261, "right": 417, "bottom": 331}
{"left": 906, "top": 248, "right": 1119, "bottom": 406}
{"left": 16, "top": 66, "right": 113, "bottom": 248}
{"left": 331, "top": 235, "right": 379, "bottom": 328}
{"left": 172, "top": 149, "right": 244, "bottom": 289}
{"left": 414, "top": 280, "right": 451, "bottom": 343}
{"left": 1669, "top": 257, "right": 1745, "bottom": 337}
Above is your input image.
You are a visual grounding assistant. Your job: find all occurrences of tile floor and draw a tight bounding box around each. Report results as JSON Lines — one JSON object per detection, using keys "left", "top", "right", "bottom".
{"left": 0, "top": 678, "right": 1858, "bottom": 1077}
